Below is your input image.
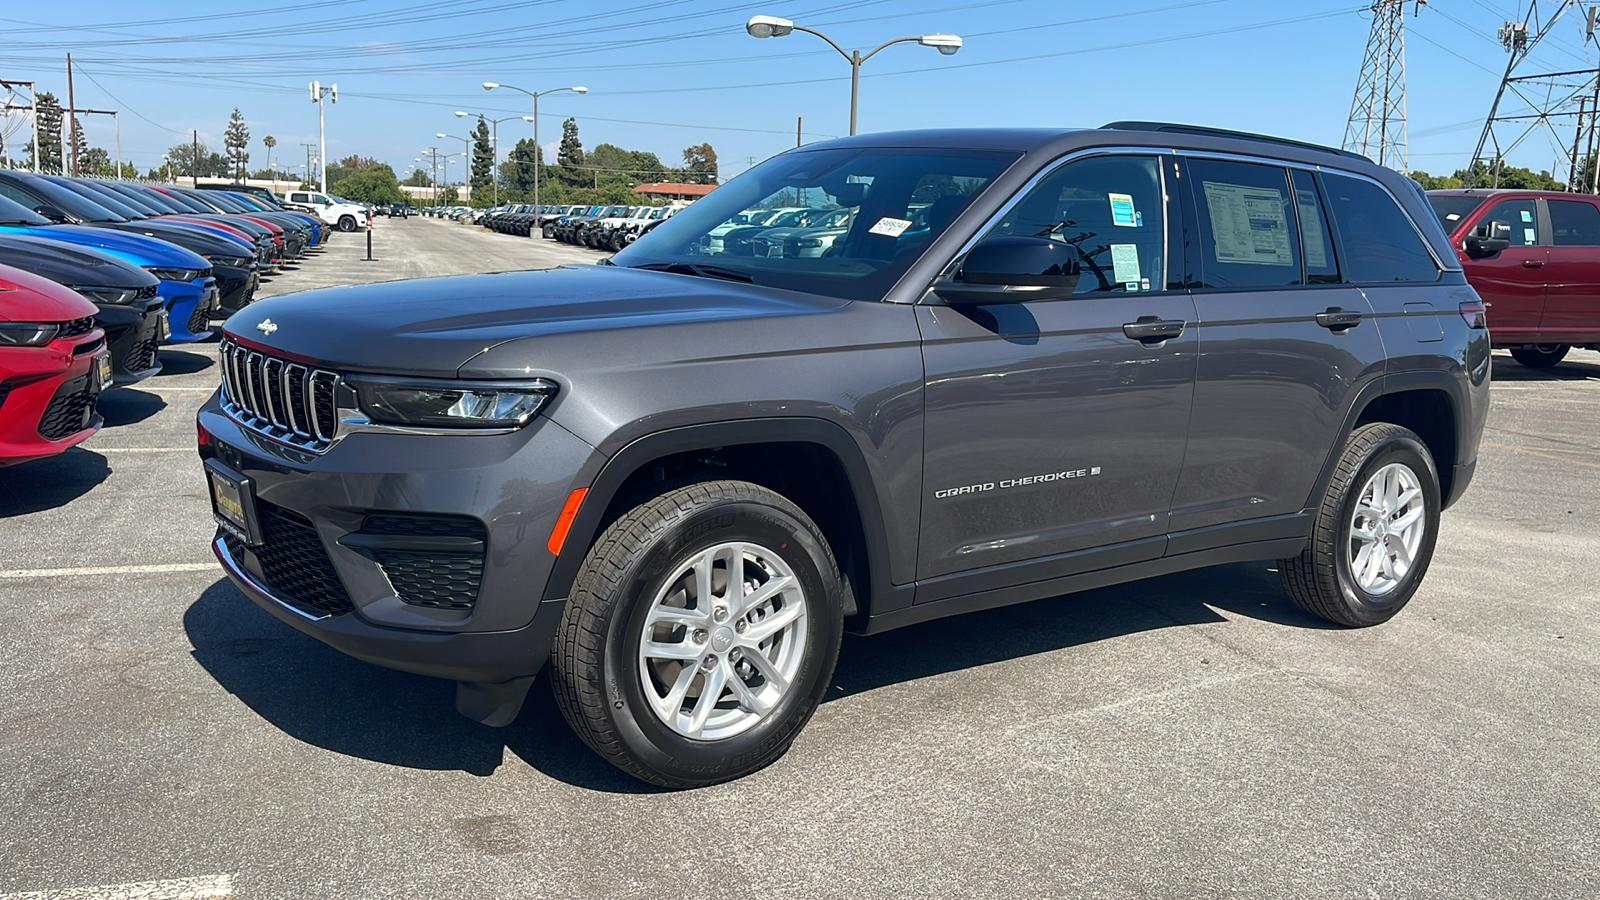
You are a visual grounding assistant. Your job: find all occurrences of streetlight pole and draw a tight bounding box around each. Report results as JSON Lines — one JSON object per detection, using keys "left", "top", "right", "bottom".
{"left": 483, "top": 83, "right": 586, "bottom": 219}
{"left": 310, "top": 80, "right": 337, "bottom": 192}
{"left": 745, "top": 16, "right": 961, "bottom": 135}
{"left": 453, "top": 112, "right": 539, "bottom": 206}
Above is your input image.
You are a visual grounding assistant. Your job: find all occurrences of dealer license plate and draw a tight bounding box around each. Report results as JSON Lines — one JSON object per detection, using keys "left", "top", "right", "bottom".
{"left": 205, "top": 460, "right": 259, "bottom": 544}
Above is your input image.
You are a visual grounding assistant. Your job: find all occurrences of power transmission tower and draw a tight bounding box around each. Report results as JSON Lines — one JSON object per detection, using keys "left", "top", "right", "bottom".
{"left": 1468, "top": 1, "right": 1600, "bottom": 188}
{"left": 1343, "top": 0, "right": 1427, "bottom": 172}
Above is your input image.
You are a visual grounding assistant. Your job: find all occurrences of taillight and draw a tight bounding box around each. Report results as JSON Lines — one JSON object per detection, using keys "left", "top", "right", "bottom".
{"left": 196, "top": 416, "right": 211, "bottom": 448}
{"left": 1459, "top": 300, "right": 1488, "bottom": 329}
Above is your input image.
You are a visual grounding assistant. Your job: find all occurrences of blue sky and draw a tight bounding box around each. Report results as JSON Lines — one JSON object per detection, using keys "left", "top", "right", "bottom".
{"left": 2, "top": 0, "right": 1595, "bottom": 182}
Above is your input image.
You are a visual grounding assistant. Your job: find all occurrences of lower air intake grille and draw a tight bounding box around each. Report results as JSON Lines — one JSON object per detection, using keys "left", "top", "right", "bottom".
{"left": 37, "top": 379, "right": 97, "bottom": 440}
{"left": 186, "top": 300, "right": 211, "bottom": 334}
{"left": 361, "top": 513, "right": 487, "bottom": 610}
{"left": 226, "top": 500, "right": 353, "bottom": 617}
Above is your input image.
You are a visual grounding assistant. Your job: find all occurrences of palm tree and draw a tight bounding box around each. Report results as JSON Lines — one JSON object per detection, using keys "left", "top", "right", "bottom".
{"left": 263, "top": 135, "right": 277, "bottom": 183}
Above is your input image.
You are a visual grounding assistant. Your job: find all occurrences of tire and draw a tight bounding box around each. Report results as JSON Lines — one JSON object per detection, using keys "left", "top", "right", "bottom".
{"left": 551, "top": 480, "right": 846, "bottom": 788}
{"left": 337, "top": 215, "right": 357, "bottom": 233}
{"left": 1509, "top": 344, "right": 1569, "bottom": 368}
{"left": 1279, "top": 423, "right": 1441, "bottom": 627}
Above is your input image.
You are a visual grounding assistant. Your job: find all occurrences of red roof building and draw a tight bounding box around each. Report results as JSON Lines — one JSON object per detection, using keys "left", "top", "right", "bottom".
{"left": 634, "top": 182, "right": 718, "bottom": 202}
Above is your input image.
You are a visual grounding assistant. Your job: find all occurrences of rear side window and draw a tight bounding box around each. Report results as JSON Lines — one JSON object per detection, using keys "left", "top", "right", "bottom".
{"left": 1291, "top": 169, "right": 1339, "bottom": 284}
{"left": 1187, "top": 158, "right": 1301, "bottom": 289}
{"left": 1479, "top": 198, "right": 1539, "bottom": 246}
{"left": 1547, "top": 199, "right": 1600, "bottom": 246}
{"left": 1322, "top": 174, "right": 1440, "bottom": 283}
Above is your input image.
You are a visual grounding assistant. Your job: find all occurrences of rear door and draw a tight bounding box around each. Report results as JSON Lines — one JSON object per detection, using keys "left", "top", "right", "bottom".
{"left": 1539, "top": 196, "right": 1600, "bottom": 344}
{"left": 1167, "top": 160, "right": 1388, "bottom": 547}
{"left": 1460, "top": 195, "right": 1547, "bottom": 342}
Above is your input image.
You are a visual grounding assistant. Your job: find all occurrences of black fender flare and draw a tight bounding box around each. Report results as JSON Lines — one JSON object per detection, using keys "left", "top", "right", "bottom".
{"left": 540, "top": 418, "right": 910, "bottom": 620}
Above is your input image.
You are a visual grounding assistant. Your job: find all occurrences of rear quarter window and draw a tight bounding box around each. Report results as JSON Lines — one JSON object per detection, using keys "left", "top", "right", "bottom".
{"left": 1323, "top": 174, "right": 1440, "bottom": 283}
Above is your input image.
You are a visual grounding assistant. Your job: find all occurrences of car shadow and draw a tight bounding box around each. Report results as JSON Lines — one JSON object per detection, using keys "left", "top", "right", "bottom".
{"left": 96, "top": 387, "right": 167, "bottom": 427}
{"left": 0, "top": 446, "right": 110, "bottom": 517}
{"left": 155, "top": 349, "right": 214, "bottom": 376}
{"left": 185, "top": 561, "right": 1329, "bottom": 793}
{"left": 1491, "top": 352, "right": 1600, "bottom": 382}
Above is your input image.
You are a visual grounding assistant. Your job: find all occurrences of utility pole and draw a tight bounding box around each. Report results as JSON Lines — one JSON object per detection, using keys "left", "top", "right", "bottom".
{"left": 1343, "top": 1, "right": 1425, "bottom": 172}
{"left": 1469, "top": 1, "right": 1600, "bottom": 188}
{"left": 66, "top": 53, "right": 77, "bottom": 176}
{"left": 1, "top": 79, "right": 39, "bottom": 171}
{"left": 310, "top": 80, "right": 336, "bottom": 193}
{"left": 192, "top": 129, "right": 198, "bottom": 186}
{"left": 796, "top": 116, "right": 802, "bottom": 148}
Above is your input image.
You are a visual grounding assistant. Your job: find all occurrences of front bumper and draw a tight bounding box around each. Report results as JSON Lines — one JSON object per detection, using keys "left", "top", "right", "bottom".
{"left": 95, "top": 298, "right": 166, "bottom": 384}
{"left": 197, "top": 394, "right": 601, "bottom": 682}
{"left": 212, "top": 265, "right": 257, "bottom": 317}
{"left": 161, "top": 277, "right": 218, "bottom": 342}
{"left": 0, "top": 329, "right": 105, "bottom": 465}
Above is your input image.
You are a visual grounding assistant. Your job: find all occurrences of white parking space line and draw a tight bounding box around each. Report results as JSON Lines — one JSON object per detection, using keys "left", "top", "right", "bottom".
{"left": 0, "top": 563, "right": 217, "bottom": 579}
{"left": 91, "top": 448, "right": 194, "bottom": 454}
{"left": 0, "top": 874, "right": 234, "bottom": 900}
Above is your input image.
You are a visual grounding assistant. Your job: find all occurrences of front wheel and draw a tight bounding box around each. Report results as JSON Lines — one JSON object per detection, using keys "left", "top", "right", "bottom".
{"left": 1279, "top": 423, "right": 1441, "bottom": 627}
{"left": 1509, "top": 344, "right": 1569, "bottom": 368}
{"left": 551, "top": 481, "right": 845, "bottom": 788}
{"left": 337, "top": 215, "right": 358, "bottom": 232}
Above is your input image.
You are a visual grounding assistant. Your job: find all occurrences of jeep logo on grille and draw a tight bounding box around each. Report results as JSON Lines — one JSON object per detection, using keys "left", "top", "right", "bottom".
{"left": 256, "top": 319, "right": 279, "bottom": 336}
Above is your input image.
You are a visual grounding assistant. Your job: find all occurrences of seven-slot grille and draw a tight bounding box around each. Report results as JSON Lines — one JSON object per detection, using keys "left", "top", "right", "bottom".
{"left": 219, "top": 338, "right": 340, "bottom": 451}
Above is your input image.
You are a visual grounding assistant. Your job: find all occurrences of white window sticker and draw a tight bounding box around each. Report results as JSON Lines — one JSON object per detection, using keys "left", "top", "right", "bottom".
{"left": 868, "top": 216, "right": 913, "bottom": 237}
{"left": 1295, "top": 190, "right": 1328, "bottom": 268}
{"left": 1109, "top": 193, "right": 1138, "bottom": 227}
{"left": 1520, "top": 210, "right": 1533, "bottom": 223}
{"left": 1111, "top": 243, "right": 1141, "bottom": 283}
{"left": 1202, "top": 181, "right": 1293, "bottom": 266}
{"left": 1446, "top": 213, "right": 1461, "bottom": 221}
{"left": 1524, "top": 227, "right": 1537, "bottom": 245}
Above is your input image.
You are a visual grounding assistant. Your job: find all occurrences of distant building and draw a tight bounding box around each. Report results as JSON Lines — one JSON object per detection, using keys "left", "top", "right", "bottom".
{"left": 634, "top": 182, "right": 717, "bottom": 203}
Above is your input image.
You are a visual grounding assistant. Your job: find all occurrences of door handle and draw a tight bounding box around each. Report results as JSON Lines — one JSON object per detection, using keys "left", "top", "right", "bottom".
{"left": 1522, "top": 259, "right": 1545, "bottom": 268}
{"left": 1315, "top": 308, "right": 1364, "bottom": 332}
{"left": 1122, "top": 317, "right": 1186, "bottom": 344}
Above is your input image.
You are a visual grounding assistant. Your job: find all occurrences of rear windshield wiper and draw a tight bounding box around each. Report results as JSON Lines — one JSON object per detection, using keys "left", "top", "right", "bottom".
{"left": 630, "top": 262, "right": 755, "bottom": 284}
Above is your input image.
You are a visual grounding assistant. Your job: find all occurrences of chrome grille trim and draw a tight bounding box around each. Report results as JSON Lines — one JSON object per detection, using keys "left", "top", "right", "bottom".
{"left": 218, "top": 338, "right": 340, "bottom": 453}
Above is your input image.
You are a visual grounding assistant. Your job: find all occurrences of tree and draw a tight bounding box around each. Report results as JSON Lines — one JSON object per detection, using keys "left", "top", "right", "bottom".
{"left": 262, "top": 135, "right": 277, "bottom": 180}
{"left": 67, "top": 118, "right": 89, "bottom": 175}
{"left": 326, "top": 163, "right": 405, "bottom": 204}
{"left": 403, "top": 169, "right": 432, "bottom": 187}
{"left": 499, "top": 137, "right": 543, "bottom": 200}
{"left": 438, "top": 184, "right": 459, "bottom": 204}
{"left": 224, "top": 108, "right": 251, "bottom": 181}
{"left": 470, "top": 115, "right": 495, "bottom": 205}
{"left": 556, "top": 116, "right": 586, "bottom": 188}
{"left": 165, "top": 140, "right": 230, "bottom": 178}
{"left": 1408, "top": 170, "right": 1462, "bottom": 191}
{"left": 682, "top": 142, "right": 718, "bottom": 185}
{"left": 24, "top": 92, "right": 63, "bottom": 174}
{"left": 80, "top": 146, "right": 110, "bottom": 176}
{"left": 337, "top": 154, "right": 378, "bottom": 170}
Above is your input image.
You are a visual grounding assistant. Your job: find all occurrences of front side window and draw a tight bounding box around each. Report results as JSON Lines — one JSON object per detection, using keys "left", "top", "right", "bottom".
{"left": 1323, "top": 174, "right": 1442, "bottom": 283}
{"left": 1547, "top": 199, "right": 1600, "bottom": 246}
{"left": 982, "top": 154, "right": 1165, "bottom": 294}
{"left": 1426, "top": 194, "right": 1485, "bottom": 234}
{"left": 615, "top": 146, "right": 1015, "bottom": 302}
{"left": 1188, "top": 158, "right": 1301, "bottom": 289}
{"left": 1479, "top": 198, "right": 1539, "bottom": 247}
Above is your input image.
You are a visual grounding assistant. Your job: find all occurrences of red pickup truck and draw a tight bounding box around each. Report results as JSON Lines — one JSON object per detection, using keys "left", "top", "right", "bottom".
{"left": 1428, "top": 189, "right": 1600, "bottom": 368}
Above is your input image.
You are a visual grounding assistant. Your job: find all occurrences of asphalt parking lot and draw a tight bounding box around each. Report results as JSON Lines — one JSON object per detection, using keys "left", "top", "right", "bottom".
{"left": 1, "top": 221, "right": 1596, "bottom": 899}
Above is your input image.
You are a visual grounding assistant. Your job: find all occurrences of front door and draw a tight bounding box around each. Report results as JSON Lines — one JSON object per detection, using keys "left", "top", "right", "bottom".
{"left": 917, "top": 153, "right": 1197, "bottom": 587}
{"left": 1463, "top": 195, "right": 1547, "bottom": 342}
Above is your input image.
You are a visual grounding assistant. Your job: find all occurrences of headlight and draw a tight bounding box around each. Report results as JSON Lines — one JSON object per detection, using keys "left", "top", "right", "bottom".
{"left": 146, "top": 267, "right": 204, "bottom": 282}
{"left": 207, "top": 256, "right": 251, "bottom": 269}
{"left": 349, "top": 376, "right": 557, "bottom": 429}
{"left": 74, "top": 286, "right": 140, "bottom": 304}
{"left": 798, "top": 239, "right": 825, "bottom": 248}
{"left": 0, "top": 322, "right": 62, "bottom": 346}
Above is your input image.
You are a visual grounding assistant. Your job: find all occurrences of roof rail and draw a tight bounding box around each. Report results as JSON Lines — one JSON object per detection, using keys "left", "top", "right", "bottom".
{"left": 1100, "top": 121, "right": 1369, "bottom": 163}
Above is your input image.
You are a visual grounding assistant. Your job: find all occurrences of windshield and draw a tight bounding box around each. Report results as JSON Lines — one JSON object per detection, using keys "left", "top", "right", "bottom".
{"left": 7, "top": 175, "right": 127, "bottom": 223}
{"left": 1426, "top": 194, "right": 1486, "bottom": 235}
{"left": 613, "top": 146, "right": 1016, "bottom": 301}
{"left": 0, "top": 193, "right": 49, "bottom": 225}
{"left": 62, "top": 180, "right": 148, "bottom": 219}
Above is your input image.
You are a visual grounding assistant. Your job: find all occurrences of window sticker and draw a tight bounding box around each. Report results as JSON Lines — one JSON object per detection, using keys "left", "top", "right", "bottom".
{"left": 1295, "top": 189, "right": 1328, "bottom": 269}
{"left": 1446, "top": 213, "right": 1461, "bottom": 220}
{"left": 868, "top": 216, "right": 913, "bottom": 237}
{"left": 1524, "top": 227, "right": 1537, "bottom": 245}
{"left": 1202, "top": 181, "right": 1294, "bottom": 266}
{"left": 1109, "top": 193, "right": 1138, "bottom": 227}
{"left": 1520, "top": 210, "right": 1533, "bottom": 223}
{"left": 1111, "top": 243, "right": 1142, "bottom": 283}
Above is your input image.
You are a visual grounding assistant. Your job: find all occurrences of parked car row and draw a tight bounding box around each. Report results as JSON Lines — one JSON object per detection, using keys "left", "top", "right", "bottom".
{"left": 0, "top": 172, "right": 335, "bottom": 467}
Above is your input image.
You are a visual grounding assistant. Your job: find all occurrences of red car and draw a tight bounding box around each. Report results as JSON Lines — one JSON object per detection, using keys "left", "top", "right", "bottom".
{"left": 0, "top": 264, "right": 110, "bottom": 465}
{"left": 1428, "top": 188, "right": 1600, "bottom": 368}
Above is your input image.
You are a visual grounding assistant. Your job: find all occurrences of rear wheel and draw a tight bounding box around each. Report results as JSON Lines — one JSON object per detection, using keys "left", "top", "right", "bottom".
{"left": 551, "top": 480, "right": 845, "bottom": 788}
{"left": 1279, "top": 423, "right": 1440, "bottom": 627}
{"left": 1509, "top": 344, "right": 1569, "bottom": 368}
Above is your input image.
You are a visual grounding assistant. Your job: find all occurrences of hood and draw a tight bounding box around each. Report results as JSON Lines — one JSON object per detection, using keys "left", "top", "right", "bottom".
{"left": 224, "top": 264, "right": 849, "bottom": 378}
{"left": 107, "top": 220, "right": 252, "bottom": 257}
{"left": 0, "top": 223, "right": 213, "bottom": 270}
{"left": 0, "top": 263, "right": 101, "bottom": 322}
{"left": 0, "top": 234, "right": 160, "bottom": 290}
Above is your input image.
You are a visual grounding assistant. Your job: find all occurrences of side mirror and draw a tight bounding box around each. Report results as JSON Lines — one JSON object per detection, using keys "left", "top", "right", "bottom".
{"left": 33, "top": 205, "right": 69, "bottom": 223}
{"left": 934, "top": 236, "right": 1081, "bottom": 304}
{"left": 1465, "top": 219, "right": 1512, "bottom": 257}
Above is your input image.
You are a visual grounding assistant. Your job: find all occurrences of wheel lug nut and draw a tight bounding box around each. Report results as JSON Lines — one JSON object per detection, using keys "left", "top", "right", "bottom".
{"left": 735, "top": 620, "right": 748, "bottom": 634}
{"left": 692, "top": 629, "right": 707, "bottom": 644}
{"left": 730, "top": 648, "right": 743, "bottom": 662}
{"left": 713, "top": 607, "right": 728, "bottom": 622}
{"left": 701, "top": 654, "right": 718, "bottom": 671}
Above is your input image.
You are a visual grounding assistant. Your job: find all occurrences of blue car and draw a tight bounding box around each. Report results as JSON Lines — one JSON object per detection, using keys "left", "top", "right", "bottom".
{"left": 0, "top": 193, "right": 217, "bottom": 341}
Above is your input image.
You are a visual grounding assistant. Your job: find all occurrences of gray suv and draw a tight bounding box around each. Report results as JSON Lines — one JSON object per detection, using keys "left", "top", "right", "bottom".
{"left": 199, "top": 123, "right": 1491, "bottom": 787}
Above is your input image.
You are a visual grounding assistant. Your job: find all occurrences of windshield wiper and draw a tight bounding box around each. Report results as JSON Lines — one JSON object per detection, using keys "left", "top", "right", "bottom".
{"left": 630, "top": 262, "right": 755, "bottom": 284}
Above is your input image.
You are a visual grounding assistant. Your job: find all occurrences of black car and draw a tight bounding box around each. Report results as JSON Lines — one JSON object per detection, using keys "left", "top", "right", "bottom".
{"left": 389, "top": 203, "right": 410, "bottom": 219}
{"left": 0, "top": 232, "right": 166, "bottom": 383}
{"left": 201, "top": 123, "right": 1490, "bottom": 788}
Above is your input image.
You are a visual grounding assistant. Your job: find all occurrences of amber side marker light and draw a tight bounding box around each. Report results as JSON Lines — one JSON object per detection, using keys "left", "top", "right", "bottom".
{"left": 548, "top": 488, "right": 589, "bottom": 555}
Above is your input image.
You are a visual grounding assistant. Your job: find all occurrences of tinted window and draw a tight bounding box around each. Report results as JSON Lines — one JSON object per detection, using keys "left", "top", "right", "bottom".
{"left": 1426, "top": 194, "right": 1485, "bottom": 234}
{"left": 1291, "top": 169, "right": 1339, "bottom": 285}
{"left": 1188, "top": 158, "right": 1301, "bottom": 289}
{"left": 1547, "top": 199, "right": 1600, "bottom": 246}
{"left": 1479, "top": 198, "right": 1539, "bottom": 246}
{"left": 0, "top": 192, "right": 49, "bottom": 225}
{"left": 985, "top": 154, "right": 1165, "bottom": 295}
{"left": 1322, "top": 173, "right": 1440, "bottom": 283}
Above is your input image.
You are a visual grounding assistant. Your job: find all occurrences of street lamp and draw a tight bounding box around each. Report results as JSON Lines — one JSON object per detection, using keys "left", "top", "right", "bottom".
{"left": 453, "top": 111, "right": 542, "bottom": 206}
{"left": 745, "top": 15, "right": 961, "bottom": 135}
{"left": 483, "top": 82, "right": 586, "bottom": 220}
